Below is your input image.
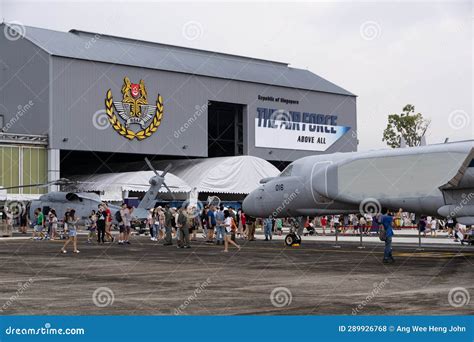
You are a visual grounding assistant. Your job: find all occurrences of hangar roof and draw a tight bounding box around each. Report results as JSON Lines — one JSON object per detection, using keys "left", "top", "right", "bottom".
{"left": 9, "top": 24, "right": 355, "bottom": 96}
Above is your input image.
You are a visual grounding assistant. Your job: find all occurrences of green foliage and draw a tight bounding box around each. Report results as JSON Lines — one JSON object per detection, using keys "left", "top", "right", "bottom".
{"left": 382, "top": 104, "right": 430, "bottom": 148}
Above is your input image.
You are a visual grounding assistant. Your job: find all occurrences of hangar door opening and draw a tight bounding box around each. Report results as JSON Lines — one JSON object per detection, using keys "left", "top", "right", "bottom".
{"left": 207, "top": 101, "right": 244, "bottom": 157}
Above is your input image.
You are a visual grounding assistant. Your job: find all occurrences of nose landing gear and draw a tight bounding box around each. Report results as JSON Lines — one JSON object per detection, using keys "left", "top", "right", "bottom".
{"left": 284, "top": 232, "right": 302, "bottom": 247}
{"left": 285, "top": 216, "right": 304, "bottom": 247}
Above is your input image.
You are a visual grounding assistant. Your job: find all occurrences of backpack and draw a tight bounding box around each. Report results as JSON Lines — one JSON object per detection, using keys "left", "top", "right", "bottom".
{"left": 379, "top": 224, "right": 386, "bottom": 241}
{"left": 115, "top": 210, "right": 122, "bottom": 223}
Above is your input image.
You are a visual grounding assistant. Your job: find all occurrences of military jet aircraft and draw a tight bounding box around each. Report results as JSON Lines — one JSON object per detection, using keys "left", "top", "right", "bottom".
{"left": 243, "top": 140, "right": 474, "bottom": 243}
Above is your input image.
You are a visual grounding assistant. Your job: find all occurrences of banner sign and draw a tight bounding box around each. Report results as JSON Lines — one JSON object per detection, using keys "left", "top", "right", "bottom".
{"left": 0, "top": 315, "right": 472, "bottom": 342}
{"left": 255, "top": 107, "right": 350, "bottom": 152}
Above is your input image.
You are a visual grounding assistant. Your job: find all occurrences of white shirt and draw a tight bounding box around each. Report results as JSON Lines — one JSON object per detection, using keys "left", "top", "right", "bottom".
{"left": 225, "top": 217, "right": 233, "bottom": 233}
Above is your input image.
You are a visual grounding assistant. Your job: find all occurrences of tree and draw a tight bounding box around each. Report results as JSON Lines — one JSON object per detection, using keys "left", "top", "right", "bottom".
{"left": 382, "top": 104, "right": 430, "bottom": 148}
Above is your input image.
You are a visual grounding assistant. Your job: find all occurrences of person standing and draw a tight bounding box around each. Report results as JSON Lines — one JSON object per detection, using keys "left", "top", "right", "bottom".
{"left": 87, "top": 209, "right": 97, "bottom": 244}
{"left": 190, "top": 206, "right": 198, "bottom": 241}
{"left": 215, "top": 205, "right": 225, "bottom": 245}
{"left": 246, "top": 215, "right": 256, "bottom": 241}
{"left": 201, "top": 207, "right": 209, "bottom": 240}
{"left": 103, "top": 203, "right": 114, "bottom": 242}
{"left": 122, "top": 205, "right": 133, "bottom": 245}
{"left": 49, "top": 209, "right": 58, "bottom": 240}
{"left": 264, "top": 217, "right": 273, "bottom": 241}
{"left": 118, "top": 203, "right": 127, "bottom": 245}
{"left": 418, "top": 216, "right": 427, "bottom": 237}
{"left": 32, "top": 208, "right": 44, "bottom": 240}
{"left": 240, "top": 210, "right": 247, "bottom": 239}
{"left": 223, "top": 210, "right": 241, "bottom": 252}
{"left": 148, "top": 208, "right": 155, "bottom": 241}
{"left": 61, "top": 209, "right": 79, "bottom": 254}
{"left": 19, "top": 209, "right": 28, "bottom": 234}
{"left": 97, "top": 206, "right": 106, "bottom": 244}
{"left": 320, "top": 216, "right": 327, "bottom": 235}
{"left": 207, "top": 205, "right": 216, "bottom": 243}
{"left": 163, "top": 205, "right": 173, "bottom": 246}
{"left": 176, "top": 206, "right": 191, "bottom": 248}
{"left": 430, "top": 217, "right": 438, "bottom": 237}
{"left": 275, "top": 218, "right": 283, "bottom": 236}
{"left": 381, "top": 209, "right": 394, "bottom": 264}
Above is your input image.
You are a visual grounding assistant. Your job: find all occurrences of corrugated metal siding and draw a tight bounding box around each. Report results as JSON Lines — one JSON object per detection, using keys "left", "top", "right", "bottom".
{"left": 50, "top": 56, "right": 357, "bottom": 161}
{"left": 0, "top": 33, "right": 50, "bottom": 136}
{"left": 14, "top": 24, "right": 355, "bottom": 96}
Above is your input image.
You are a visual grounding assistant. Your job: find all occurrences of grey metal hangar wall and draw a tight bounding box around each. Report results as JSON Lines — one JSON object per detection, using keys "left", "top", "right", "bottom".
{"left": 0, "top": 24, "right": 358, "bottom": 162}
{"left": 50, "top": 58, "right": 357, "bottom": 162}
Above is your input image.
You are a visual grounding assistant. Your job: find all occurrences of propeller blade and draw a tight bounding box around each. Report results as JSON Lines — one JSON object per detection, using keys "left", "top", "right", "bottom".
{"left": 160, "top": 163, "right": 172, "bottom": 178}
{"left": 145, "top": 157, "right": 159, "bottom": 176}
{"left": 163, "top": 182, "right": 175, "bottom": 200}
{"left": 0, "top": 183, "right": 46, "bottom": 190}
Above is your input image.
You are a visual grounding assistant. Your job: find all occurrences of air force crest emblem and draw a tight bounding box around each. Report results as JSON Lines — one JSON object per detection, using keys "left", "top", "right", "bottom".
{"left": 105, "top": 77, "right": 163, "bottom": 140}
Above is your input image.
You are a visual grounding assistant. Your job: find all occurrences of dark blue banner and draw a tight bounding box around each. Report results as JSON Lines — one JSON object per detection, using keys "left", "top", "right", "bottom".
{"left": 0, "top": 316, "right": 472, "bottom": 341}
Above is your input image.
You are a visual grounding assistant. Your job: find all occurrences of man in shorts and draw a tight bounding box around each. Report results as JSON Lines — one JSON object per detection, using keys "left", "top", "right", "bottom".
{"left": 119, "top": 203, "right": 133, "bottom": 245}
{"left": 32, "top": 208, "right": 45, "bottom": 240}
{"left": 207, "top": 205, "right": 216, "bottom": 243}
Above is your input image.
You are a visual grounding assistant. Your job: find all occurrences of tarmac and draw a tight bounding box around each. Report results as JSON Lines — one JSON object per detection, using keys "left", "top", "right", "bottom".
{"left": 0, "top": 230, "right": 472, "bottom": 315}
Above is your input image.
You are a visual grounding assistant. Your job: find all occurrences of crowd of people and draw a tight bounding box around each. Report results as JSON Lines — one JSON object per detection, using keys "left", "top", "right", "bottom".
{"left": 2, "top": 202, "right": 473, "bottom": 257}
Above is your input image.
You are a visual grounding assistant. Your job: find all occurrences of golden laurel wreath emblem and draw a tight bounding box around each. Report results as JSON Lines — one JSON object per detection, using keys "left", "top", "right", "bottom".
{"left": 105, "top": 78, "right": 163, "bottom": 140}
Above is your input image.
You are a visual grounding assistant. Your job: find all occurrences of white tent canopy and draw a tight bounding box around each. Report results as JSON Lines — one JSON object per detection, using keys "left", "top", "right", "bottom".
{"left": 70, "top": 171, "right": 191, "bottom": 201}
{"left": 152, "top": 156, "right": 280, "bottom": 194}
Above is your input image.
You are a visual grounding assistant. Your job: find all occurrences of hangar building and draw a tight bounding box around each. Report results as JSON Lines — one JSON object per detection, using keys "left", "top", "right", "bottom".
{"left": 0, "top": 23, "right": 357, "bottom": 196}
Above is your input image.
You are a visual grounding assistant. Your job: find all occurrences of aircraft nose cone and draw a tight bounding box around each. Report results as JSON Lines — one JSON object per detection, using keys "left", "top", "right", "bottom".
{"left": 242, "top": 192, "right": 257, "bottom": 216}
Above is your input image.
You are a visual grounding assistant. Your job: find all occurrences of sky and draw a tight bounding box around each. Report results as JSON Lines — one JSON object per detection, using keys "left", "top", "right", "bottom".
{"left": 1, "top": 0, "right": 472, "bottom": 151}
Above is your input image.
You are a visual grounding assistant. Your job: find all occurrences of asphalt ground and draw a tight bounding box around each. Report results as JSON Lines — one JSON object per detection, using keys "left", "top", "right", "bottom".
{"left": 0, "top": 233, "right": 472, "bottom": 315}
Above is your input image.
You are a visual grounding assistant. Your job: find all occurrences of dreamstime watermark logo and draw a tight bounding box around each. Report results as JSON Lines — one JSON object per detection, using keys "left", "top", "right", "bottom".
{"left": 84, "top": 33, "right": 103, "bottom": 49}
{"left": 352, "top": 277, "right": 389, "bottom": 315}
{"left": 4, "top": 22, "right": 26, "bottom": 41}
{"left": 270, "top": 287, "right": 292, "bottom": 308}
{"left": 448, "top": 110, "right": 471, "bottom": 130}
{"left": 2, "top": 101, "right": 34, "bottom": 132}
{"left": 4, "top": 201, "right": 27, "bottom": 219}
{"left": 447, "top": 192, "right": 474, "bottom": 219}
{"left": 359, "top": 198, "right": 381, "bottom": 216}
{"left": 0, "top": 278, "right": 34, "bottom": 313}
{"left": 174, "top": 103, "right": 208, "bottom": 138}
{"left": 92, "top": 287, "right": 115, "bottom": 307}
{"left": 359, "top": 21, "right": 381, "bottom": 41}
{"left": 268, "top": 109, "right": 293, "bottom": 129}
{"left": 182, "top": 21, "right": 203, "bottom": 41}
{"left": 448, "top": 287, "right": 470, "bottom": 308}
{"left": 272, "top": 189, "right": 300, "bottom": 218}
{"left": 207, "top": 195, "right": 221, "bottom": 208}
{"left": 180, "top": 199, "right": 205, "bottom": 220}
{"left": 174, "top": 277, "right": 211, "bottom": 315}
{"left": 92, "top": 109, "right": 110, "bottom": 130}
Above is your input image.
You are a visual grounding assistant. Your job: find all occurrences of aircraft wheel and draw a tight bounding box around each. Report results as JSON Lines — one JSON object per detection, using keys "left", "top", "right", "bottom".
{"left": 285, "top": 234, "right": 294, "bottom": 246}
